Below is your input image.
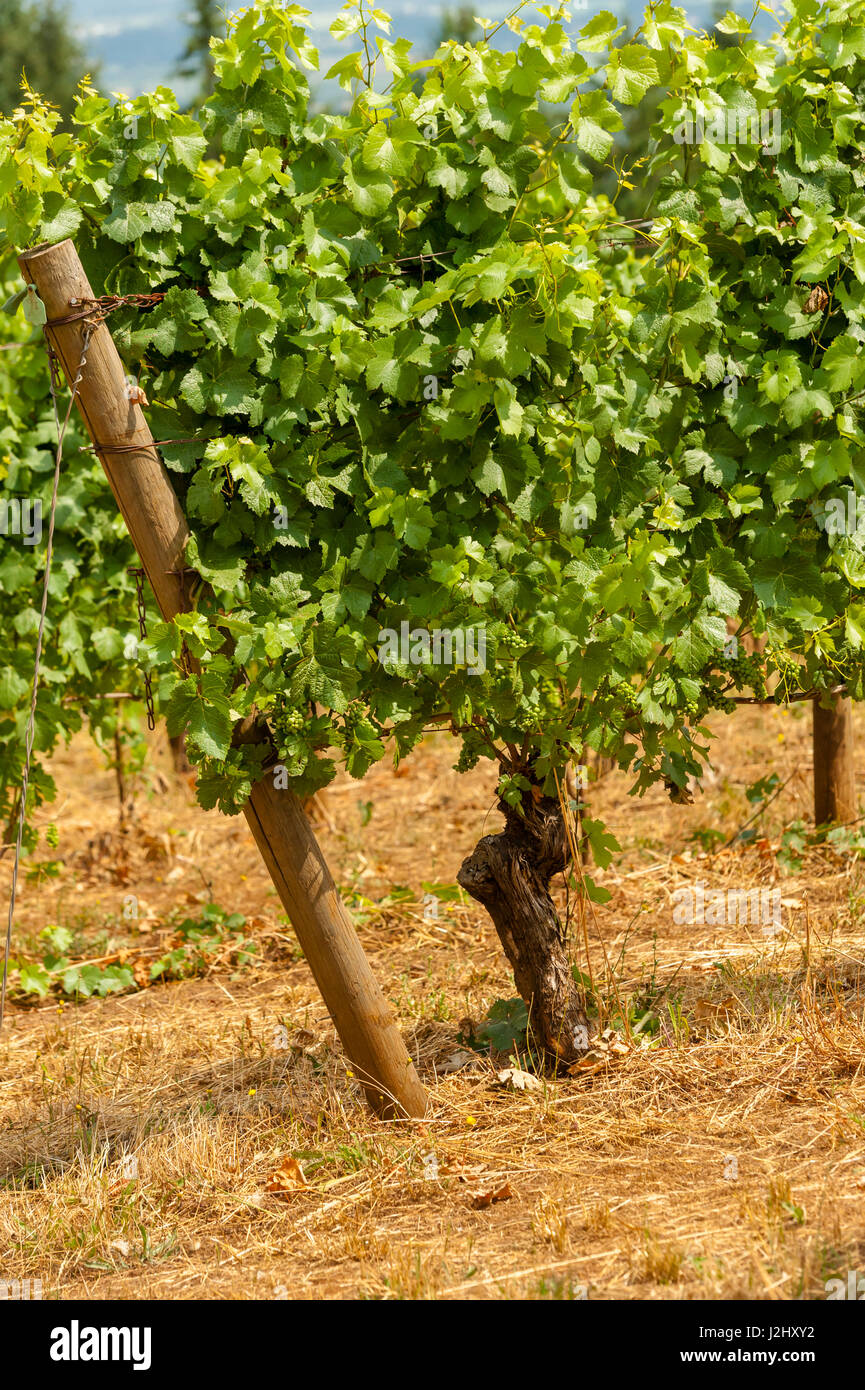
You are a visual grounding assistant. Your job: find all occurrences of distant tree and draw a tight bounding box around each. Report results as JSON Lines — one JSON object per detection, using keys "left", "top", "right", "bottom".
{"left": 596, "top": 7, "right": 743, "bottom": 225}
{"left": 409, "top": 6, "right": 482, "bottom": 97}
{"left": 604, "top": 85, "right": 667, "bottom": 223}
{"left": 712, "top": 0, "right": 744, "bottom": 49}
{"left": 436, "top": 6, "right": 481, "bottom": 45}
{"left": 176, "top": 0, "right": 221, "bottom": 106}
{"left": 0, "top": 0, "right": 97, "bottom": 119}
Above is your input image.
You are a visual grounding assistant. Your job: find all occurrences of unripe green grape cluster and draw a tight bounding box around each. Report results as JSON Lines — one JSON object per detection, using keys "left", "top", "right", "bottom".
{"left": 454, "top": 743, "right": 481, "bottom": 773}
{"left": 703, "top": 684, "right": 737, "bottom": 713}
{"left": 513, "top": 706, "right": 538, "bottom": 732}
{"left": 273, "top": 700, "right": 305, "bottom": 736}
{"left": 453, "top": 728, "right": 486, "bottom": 773}
{"left": 767, "top": 647, "right": 805, "bottom": 701}
{"left": 342, "top": 703, "right": 363, "bottom": 735}
{"left": 722, "top": 649, "right": 768, "bottom": 698}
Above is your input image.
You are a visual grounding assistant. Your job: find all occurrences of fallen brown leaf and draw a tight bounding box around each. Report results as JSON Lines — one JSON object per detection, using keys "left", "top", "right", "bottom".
{"left": 265, "top": 1156, "right": 308, "bottom": 1199}
{"left": 470, "top": 1181, "right": 514, "bottom": 1210}
{"left": 131, "top": 958, "right": 151, "bottom": 989}
{"left": 439, "top": 1048, "right": 479, "bottom": 1075}
{"left": 496, "top": 1067, "right": 542, "bottom": 1093}
{"left": 567, "top": 1056, "right": 607, "bottom": 1077}
{"left": 694, "top": 995, "right": 739, "bottom": 1021}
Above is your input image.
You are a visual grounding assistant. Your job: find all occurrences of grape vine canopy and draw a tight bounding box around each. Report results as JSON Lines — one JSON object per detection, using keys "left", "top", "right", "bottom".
{"left": 3, "top": 0, "right": 865, "bottom": 1058}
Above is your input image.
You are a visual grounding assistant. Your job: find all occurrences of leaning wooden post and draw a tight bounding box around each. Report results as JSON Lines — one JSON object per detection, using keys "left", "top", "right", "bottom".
{"left": 812, "top": 694, "right": 856, "bottom": 827}
{"left": 20, "top": 238, "right": 426, "bottom": 1120}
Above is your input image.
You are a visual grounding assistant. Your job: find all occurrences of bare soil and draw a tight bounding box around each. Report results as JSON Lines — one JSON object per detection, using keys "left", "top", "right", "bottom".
{"left": 2, "top": 700, "right": 864, "bottom": 1300}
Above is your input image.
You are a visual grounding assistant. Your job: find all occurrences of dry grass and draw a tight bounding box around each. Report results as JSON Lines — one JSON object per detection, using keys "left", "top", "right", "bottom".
{"left": 2, "top": 699, "right": 865, "bottom": 1300}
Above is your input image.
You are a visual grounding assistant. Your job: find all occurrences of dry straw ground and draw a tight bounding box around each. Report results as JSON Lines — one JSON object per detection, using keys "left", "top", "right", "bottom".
{"left": 2, "top": 700, "right": 865, "bottom": 1300}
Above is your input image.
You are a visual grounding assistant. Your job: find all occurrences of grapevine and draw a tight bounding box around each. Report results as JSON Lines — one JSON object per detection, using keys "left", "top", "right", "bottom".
{"left": 0, "top": 0, "right": 863, "bottom": 831}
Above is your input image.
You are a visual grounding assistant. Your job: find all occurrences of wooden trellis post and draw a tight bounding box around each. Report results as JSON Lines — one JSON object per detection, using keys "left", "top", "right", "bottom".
{"left": 20, "top": 238, "right": 427, "bottom": 1120}
{"left": 812, "top": 694, "right": 856, "bottom": 828}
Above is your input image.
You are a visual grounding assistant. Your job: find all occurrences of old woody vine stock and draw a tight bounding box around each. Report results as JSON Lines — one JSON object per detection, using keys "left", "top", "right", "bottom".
{"left": 2, "top": 0, "right": 865, "bottom": 1065}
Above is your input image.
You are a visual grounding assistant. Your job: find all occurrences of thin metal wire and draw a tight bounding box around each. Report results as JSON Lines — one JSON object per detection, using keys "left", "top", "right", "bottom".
{"left": 0, "top": 325, "right": 92, "bottom": 1031}
{"left": 128, "top": 567, "right": 157, "bottom": 730}
{"left": 80, "top": 437, "right": 206, "bottom": 456}
{"left": 45, "top": 292, "right": 167, "bottom": 329}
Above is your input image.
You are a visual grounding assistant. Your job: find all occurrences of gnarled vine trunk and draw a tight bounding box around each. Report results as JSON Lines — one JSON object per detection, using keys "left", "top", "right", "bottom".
{"left": 458, "top": 788, "right": 587, "bottom": 1065}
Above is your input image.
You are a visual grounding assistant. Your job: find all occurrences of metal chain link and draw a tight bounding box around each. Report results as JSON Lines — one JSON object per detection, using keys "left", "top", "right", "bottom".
{"left": 1, "top": 325, "right": 92, "bottom": 1031}
{"left": 128, "top": 567, "right": 156, "bottom": 731}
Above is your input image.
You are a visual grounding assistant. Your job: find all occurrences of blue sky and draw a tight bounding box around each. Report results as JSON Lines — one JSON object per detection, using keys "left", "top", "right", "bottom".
{"left": 65, "top": 1, "right": 760, "bottom": 104}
